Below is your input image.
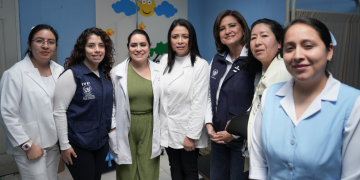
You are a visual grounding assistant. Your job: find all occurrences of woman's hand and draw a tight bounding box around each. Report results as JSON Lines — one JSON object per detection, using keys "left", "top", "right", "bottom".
{"left": 217, "top": 131, "right": 235, "bottom": 143}
{"left": 225, "top": 120, "right": 231, "bottom": 129}
{"left": 206, "top": 124, "right": 225, "bottom": 144}
{"left": 183, "top": 136, "right": 195, "bottom": 151}
{"left": 109, "top": 127, "right": 116, "bottom": 133}
{"left": 26, "top": 144, "right": 44, "bottom": 160}
{"left": 61, "top": 147, "right": 77, "bottom": 165}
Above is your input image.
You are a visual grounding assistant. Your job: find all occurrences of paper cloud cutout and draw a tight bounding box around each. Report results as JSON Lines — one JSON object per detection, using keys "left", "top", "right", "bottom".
{"left": 154, "top": 1, "right": 178, "bottom": 18}
{"left": 112, "top": 0, "right": 139, "bottom": 16}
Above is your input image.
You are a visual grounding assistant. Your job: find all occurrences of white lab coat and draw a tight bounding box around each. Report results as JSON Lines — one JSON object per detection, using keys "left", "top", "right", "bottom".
{"left": 0, "top": 54, "right": 64, "bottom": 155}
{"left": 110, "top": 58, "right": 161, "bottom": 165}
{"left": 159, "top": 54, "right": 209, "bottom": 149}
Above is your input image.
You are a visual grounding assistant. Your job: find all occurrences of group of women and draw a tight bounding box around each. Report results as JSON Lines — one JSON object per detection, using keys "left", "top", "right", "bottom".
{"left": 0, "top": 8, "right": 359, "bottom": 180}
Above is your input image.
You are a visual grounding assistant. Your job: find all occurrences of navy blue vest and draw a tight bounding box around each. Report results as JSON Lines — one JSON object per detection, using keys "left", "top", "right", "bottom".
{"left": 210, "top": 52, "right": 254, "bottom": 134}
{"left": 65, "top": 61, "right": 113, "bottom": 150}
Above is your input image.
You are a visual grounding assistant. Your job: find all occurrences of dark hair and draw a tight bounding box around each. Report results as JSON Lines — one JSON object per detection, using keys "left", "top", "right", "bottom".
{"left": 281, "top": 17, "right": 332, "bottom": 52}
{"left": 127, "top": 29, "right": 151, "bottom": 49}
{"left": 165, "top": 18, "right": 202, "bottom": 73}
{"left": 64, "top": 27, "right": 115, "bottom": 79}
{"left": 242, "top": 18, "right": 283, "bottom": 74}
{"left": 213, "top": 10, "right": 250, "bottom": 54}
{"left": 281, "top": 17, "right": 332, "bottom": 75}
{"left": 25, "top": 24, "right": 59, "bottom": 58}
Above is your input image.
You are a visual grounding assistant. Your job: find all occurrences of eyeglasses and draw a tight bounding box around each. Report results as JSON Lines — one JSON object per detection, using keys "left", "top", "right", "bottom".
{"left": 32, "top": 38, "right": 56, "bottom": 46}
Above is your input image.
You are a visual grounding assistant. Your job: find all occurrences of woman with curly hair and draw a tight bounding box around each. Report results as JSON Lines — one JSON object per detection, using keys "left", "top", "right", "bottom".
{"left": 53, "top": 27, "right": 115, "bottom": 180}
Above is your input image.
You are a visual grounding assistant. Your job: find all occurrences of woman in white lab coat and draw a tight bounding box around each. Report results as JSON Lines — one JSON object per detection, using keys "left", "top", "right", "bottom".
{"left": 160, "top": 18, "right": 209, "bottom": 180}
{"left": 0, "top": 24, "right": 63, "bottom": 180}
{"left": 110, "top": 29, "right": 161, "bottom": 180}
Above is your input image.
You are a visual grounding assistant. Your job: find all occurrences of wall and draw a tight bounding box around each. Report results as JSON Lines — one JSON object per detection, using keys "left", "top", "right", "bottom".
{"left": 188, "top": 0, "right": 357, "bottom": 63}
{"left": 96, "top": 0, "right": 188, "bottom": 65}
{"left": 19, "top": 0, "right": 96, "bottom": 66}
{"left": 18, "top": 0, "right": 358, "bottom": 65}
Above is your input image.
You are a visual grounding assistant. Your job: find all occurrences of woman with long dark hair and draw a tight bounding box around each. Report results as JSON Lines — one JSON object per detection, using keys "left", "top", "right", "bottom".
{"left": 53, "top": 27, "right": 115, "bottom": 180}
{"left": 0, "top": 24, "right": 63, "bottom": 179}
{"left": 160, "top": 18, "right": 210, "bottom": 180}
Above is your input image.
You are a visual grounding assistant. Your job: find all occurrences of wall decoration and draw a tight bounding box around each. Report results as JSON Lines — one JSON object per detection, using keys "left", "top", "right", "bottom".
{"left": 106, "top": 29, "right": 115, "bottom": 36}
{"left": 150, "top": 42, "right": 168, "bottom": 62}
{"left": 137, "top": 0, "right": 156, "bottom": 17}
{"left": 111, "top": 0, "right": 178, "bottom": 18}
{"left": 96, "top": 0, "right": 188, "bottom": 64}
{"left": 112, "top": 0, "right": 138, "bottom": 16}
{"left": 154, "top": 1, "right": 178, "bottom": 18}
{"left": 138, "top": 21, "right": 146, "bottom": 30}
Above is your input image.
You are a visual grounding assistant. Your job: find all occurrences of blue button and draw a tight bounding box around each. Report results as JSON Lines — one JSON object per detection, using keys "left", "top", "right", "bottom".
{"left": 288, "top": 163, "right": 292, "bottom": 170}
{"left": 291, "top": 139, "right": 295, "bottom": 145}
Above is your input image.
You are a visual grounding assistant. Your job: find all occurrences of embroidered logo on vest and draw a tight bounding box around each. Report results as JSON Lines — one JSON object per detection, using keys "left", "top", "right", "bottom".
{"left": 82, "top": 82, "right": 95, "bottom": 100}
{"left": 211, "top": 69, "right": 218, "bottom": 79}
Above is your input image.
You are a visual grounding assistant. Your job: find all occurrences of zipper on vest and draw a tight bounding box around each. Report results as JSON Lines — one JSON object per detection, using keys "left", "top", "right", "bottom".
{"left": 99, "top": 76, "right": 103, "bottom": 149}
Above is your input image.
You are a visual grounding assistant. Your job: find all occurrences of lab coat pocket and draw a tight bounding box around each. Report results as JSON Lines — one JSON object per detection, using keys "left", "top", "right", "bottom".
{"left": 22, "top": 121, "right": 41, "bottom": 146}
{"left": 68, "top": 122, "right": 99, "bottom": 149}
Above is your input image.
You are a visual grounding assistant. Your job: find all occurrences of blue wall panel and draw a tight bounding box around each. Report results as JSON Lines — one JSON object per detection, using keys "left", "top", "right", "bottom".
{"left": 19, "top": 0, "right": 96, "bottom": 66}
{"left": 188, "top": 0, "right": 357, "bottom": 63}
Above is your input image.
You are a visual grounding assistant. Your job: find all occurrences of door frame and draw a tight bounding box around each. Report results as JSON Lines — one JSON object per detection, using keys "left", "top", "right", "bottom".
{"left": 15, "top": 0, "right": 21, "bottom": 61}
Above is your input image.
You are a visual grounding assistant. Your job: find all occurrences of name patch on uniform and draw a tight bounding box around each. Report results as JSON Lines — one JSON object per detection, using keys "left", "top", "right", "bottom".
{"left": 82, "top": 82, "right": 95, "bottom": 100}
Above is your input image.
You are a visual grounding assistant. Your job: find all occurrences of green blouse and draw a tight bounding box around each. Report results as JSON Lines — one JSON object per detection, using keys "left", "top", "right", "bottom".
{"left": 127, "top": 63, "right": 153, "bottom": 112}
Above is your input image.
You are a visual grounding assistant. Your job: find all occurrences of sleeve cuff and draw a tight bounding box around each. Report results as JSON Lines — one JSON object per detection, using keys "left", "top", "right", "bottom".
{"left": 186, "top": 134, "right": 200, "bottom": 140}
{"left": 249, "top": 167, "right": 267, "bottom": 180}
{"left": 59, "top": 142, "right": 71, "bottom": 151}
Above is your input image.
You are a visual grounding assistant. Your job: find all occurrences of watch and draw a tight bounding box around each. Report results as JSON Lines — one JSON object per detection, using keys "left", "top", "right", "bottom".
{"left": 21, "top": 140, "right": 33, "bottom": 151}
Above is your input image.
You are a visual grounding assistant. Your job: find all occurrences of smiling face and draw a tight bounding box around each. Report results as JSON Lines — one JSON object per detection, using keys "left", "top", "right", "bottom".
{"left": 250, "top": 23, "right": 281, "bottom": 67}
{"left": 128, "top": 34, "right": 150, "bottom": 63}
{"left": 283, "top": 23, "right": 333, "bottom": 83}
{"left": 84, "top": 34, "right": 105, "bottom": 67}
{"left": 27, "top": 29, "right": 57, "bottom": 63}
{"left": 219, "top": 15, "right": 244, "bottom": 48}
{"left": 170, "top": 25, "right": 190, "bottom": 57}
{"left": 138, "top": 0, "right": 156, "bottom": 17}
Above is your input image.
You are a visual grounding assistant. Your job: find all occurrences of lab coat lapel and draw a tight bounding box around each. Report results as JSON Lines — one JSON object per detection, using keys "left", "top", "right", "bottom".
{"left": 149, "top": 60, "right": 159, "bottom": 99}
{"left": 167, "top": 54, "right": 191, "bottom": 87}
{"left": 49, "top": 60, "right": 62, "bottom": 82}
{"left": 150, "top": 60, "right": 159, "bottom": 85}
{"left": 23, "top": 56, "right": 49, "bottom": 96}
{"left": 115, "top": 59, "right": 131, "bottom": 121}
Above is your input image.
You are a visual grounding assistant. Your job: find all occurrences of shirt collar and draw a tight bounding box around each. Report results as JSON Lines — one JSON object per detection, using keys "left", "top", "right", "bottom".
{"left": 276, "top": 73, "right": 340, "bottom": 102}
{"left": 80, "top": 61, "right": 106, "bottom": 75}
{"left": 218, "top": 45, "right": 248, "bottom": 63}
